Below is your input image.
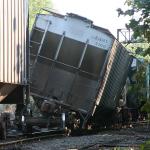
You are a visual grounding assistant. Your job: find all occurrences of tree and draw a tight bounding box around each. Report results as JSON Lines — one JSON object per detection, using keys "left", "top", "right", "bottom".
{"left": 117, "top": 0, "right": 150, "bottom": 62}
{"left": 29, "top": 0, "right": 52, "bottom": 29}
{"left": 117, "top": 1, "right": 150, "bottom": 124}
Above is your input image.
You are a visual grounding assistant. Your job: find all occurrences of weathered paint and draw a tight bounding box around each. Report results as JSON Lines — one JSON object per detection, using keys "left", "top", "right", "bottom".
{"left": 30, "top": 11, "right": 131, "bottom": 121}
{"left": 0, "top": 0, "right": 28, "bottom": 84}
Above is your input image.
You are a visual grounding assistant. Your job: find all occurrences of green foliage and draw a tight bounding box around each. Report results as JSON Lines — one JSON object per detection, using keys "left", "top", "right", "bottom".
{"left": 141, "top": 101, "right": 150, "bottom": 113}
{"left": 128, "top": 63, "right": 147, "bottom": 102}
{"left": 140, "top": 140, "right": 150, "bottom": 150}
{"left": 117, "top": 0, "right": 150, "bottom": 42}
{"left": 126, "top": 43, "right": 150, "bottom": 62}
{"left": 117, "top": 0, "right": 150, "bottom": 62}
{"left": 135, "top": 64, "right": 146, "bottom": 88}
{"left": 29, "top": 0, "right": 52, "bottom": 29}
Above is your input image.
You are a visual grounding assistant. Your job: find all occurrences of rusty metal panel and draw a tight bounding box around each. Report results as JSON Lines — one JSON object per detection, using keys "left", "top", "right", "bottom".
{"left": 94, "top": 40, "right": 131, "bottom": 114}
{"left": 0, "top": 0, "right": 28, "bottom": 84}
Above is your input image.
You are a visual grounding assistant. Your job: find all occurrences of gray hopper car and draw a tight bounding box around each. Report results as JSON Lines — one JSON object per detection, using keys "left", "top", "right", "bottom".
{"left": 30, "top": 10, "right": 131, "bottom": 126}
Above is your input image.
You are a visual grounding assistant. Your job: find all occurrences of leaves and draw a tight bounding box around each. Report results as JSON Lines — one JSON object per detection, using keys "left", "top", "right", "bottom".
{"left": 125, "top": 9, "right": 135, "bottom": 16}
{"left": 140, "top": 140, "right": 150, "bottom": 150}
{"left": 116, "top": 8, "right": 124, "bottom": 17}
{"left": 141, "top": 101, "right": 150, "bottom": 113}
{"left": 29, "top": 0, "right": 52, "bottom": 29}
{"left": 120, "top": 0, "right": 150, "bottom": 115}
{"left": 118, "top": 0, "right": 150, "bottom": 62}
{"left": 118, "top": 0, "right": 150, "bottom": 43}
{"left": 125, "top": 0, "right": 133, "bottom": 6}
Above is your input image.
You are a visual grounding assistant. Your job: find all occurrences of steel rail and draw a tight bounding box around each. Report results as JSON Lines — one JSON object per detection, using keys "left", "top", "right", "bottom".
{"left": 0, "top": 132, "right": 65, "bottom": 148}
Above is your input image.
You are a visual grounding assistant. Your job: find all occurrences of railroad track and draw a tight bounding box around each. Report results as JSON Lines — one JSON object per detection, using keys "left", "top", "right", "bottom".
{"left": 78, "top": 121, "right": 149, "bottom": 149}
{"left": 0, "top": 120, "right": 148, "bottom": 149}
{"left": 0, "top": 130, "right": 65, "bottom": 149}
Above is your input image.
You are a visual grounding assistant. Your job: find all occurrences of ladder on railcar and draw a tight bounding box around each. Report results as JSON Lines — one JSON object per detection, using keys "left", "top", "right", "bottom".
{"left": 30, "top": 14, "right": 51, "bottom": 69}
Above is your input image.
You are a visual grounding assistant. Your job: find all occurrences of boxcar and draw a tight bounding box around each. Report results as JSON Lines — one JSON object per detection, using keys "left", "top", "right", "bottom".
{"left": 0, "top": 0, "right": 29, "bottom": 104}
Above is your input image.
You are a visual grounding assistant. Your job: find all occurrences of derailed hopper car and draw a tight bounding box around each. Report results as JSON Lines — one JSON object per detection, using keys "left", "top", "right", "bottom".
{"left": 30, "top": 10, "right": 131, "bottom": 128}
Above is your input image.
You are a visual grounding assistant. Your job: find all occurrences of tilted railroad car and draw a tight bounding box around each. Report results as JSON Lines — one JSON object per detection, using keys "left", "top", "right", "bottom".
{"left": 30, "top": 10, "right": 131, "bottom": 127}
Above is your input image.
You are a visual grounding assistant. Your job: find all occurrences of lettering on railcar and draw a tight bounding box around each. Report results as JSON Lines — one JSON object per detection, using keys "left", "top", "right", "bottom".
{"left": 92, "top": 35, "right": 109, "bottom": 49}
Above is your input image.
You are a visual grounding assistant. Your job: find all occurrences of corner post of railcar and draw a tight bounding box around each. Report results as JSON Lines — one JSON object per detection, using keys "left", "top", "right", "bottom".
{"left": 15, "top": 1, "right": 30, "bottom": 129}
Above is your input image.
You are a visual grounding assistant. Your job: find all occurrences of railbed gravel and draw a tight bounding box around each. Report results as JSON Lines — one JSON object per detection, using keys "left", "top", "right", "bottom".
{"left": 20, "top": 127, "right": 150, "bottom": 150}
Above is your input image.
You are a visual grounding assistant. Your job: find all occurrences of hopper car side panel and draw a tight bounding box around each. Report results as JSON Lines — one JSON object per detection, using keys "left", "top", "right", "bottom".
{"left": 30, "top": 12, "right": 114, "bottom": 114}
{"left": 30, "top": 11, "right": 131, "bottom": 124}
